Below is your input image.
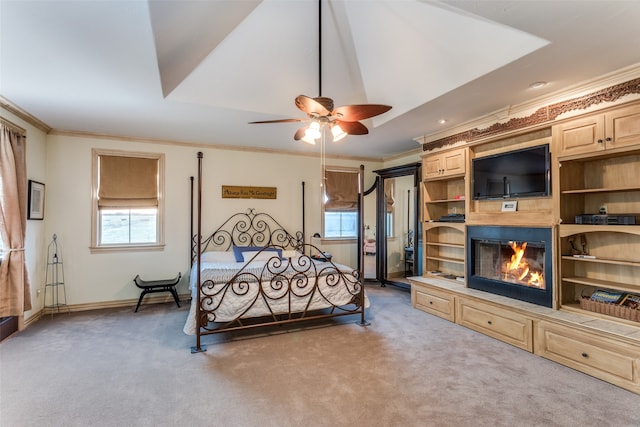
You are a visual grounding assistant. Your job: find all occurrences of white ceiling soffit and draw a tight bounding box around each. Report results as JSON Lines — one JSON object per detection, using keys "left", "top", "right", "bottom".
{"left": 161, "top": 0, "right": 548, "bottom": 127}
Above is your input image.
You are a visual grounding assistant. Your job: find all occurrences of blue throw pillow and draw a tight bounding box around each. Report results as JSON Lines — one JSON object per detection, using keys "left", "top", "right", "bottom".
{"left": 232, "top": 245, "right": 282, "bottom": 262}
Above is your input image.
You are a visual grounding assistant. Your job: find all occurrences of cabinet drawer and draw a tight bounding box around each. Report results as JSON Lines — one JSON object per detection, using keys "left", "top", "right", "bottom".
{"left": 411, "top": 284, "right": 455, "bottom": 322}
{"left": 535, "top": 321, "right": 639, "bottom": 393}
{"left": 456, "top": 297, "right": 533, "bottom": 351}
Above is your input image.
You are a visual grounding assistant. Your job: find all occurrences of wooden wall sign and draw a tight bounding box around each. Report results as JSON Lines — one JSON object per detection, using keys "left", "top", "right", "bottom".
{"left": 221, "top": 185, "right": 277, "bottom": 199}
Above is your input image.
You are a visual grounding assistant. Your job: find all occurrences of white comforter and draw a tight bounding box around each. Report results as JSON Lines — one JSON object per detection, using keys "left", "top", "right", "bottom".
{"left": 183, "top": 252, "right": 368, "bottom": 335}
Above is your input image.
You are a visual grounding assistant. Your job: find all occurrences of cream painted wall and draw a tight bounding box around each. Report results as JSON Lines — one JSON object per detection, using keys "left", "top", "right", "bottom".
{"left": 42, "top": 133, "right": 383, "bottom": 308}
{"left": 2, "top": 108, "right": 427, "bottom": 318}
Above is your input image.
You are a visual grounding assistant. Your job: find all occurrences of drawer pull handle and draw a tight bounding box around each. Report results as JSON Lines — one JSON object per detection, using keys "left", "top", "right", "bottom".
{"left": 429, "top": 301, "right": 433, "bottom": 305}
{"left": 487, "top": 320, "right": 492, "bottom": 325}
{"left": 581, "top": 352, "right": 588, "bottom": 358}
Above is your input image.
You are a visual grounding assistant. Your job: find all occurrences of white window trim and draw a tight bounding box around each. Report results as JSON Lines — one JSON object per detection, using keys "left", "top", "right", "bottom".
{"left": 90, "top": 148, "right": 165, "bottom": 253}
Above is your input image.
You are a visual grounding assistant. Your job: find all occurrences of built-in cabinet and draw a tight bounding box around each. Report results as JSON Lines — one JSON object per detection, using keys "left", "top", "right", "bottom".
{"left": 554, "top": 119, "right": 640, "bottom": 322}
{"left": 422, "top": 147, "right": 466, "bottom": 283}
{"left": 553, "top": 103, "right": 640, "bottom": 157}
{"left": 411, "top": 100, "right": 640, "bottom": 394}
{"left": 422, "top": 148, "right": 466, "bottom": 179}
{"left": 535, "top": 320, "right": 640, "bottom": 393}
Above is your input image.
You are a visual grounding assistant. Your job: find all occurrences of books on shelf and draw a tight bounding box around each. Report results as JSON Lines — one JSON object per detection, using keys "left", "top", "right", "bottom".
{"left": 589, "top": 290, "right": 640, "bottom": 307}
{"left": 589, "top": 289, "right": 624, "bottom": 304}
{"left": 581, "top": 290, "right": 640, "bottom": 322}
{"left": 619, "top": 293, "right": 640, "bottom": 310}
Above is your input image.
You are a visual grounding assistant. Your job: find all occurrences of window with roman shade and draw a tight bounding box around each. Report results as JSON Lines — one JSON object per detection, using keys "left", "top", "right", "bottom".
{"left": 323, "top": 167, "right": 359, "bottom": 239}
{"left": 91, "top": 149, "right": 164, "bottom": 252}
{"left": 324, "top": 169, "right": 358, "bottom": 212}
{"left": 98, "top": 155, "right": 158, "bottom": 208}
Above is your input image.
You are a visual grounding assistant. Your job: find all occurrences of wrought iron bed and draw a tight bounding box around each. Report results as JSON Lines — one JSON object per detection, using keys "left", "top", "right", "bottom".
{"left": 188, "top": 152, "right": 368, "bottom": 352}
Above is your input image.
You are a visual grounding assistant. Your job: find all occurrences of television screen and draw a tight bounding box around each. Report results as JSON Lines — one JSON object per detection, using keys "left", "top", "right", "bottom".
{"left": 472, "top": 145, "right": 550, "bottom": 200}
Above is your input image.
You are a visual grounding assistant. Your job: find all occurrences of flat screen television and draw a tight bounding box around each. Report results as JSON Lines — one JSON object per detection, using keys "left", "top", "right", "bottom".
{"left": 472, "top": 144, "right": 550, "bottom": 200}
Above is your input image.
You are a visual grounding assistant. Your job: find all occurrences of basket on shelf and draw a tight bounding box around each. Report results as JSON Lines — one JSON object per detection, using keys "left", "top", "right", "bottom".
{"left": 579, "top": 297, "right": 639, "bottom": 322}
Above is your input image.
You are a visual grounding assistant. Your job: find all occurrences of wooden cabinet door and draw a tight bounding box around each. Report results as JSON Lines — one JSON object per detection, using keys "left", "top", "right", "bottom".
{"left": 554, "top": 114, "right": 605, "bottom": 157}
{"left": 423, "top": 155, "right": 444, "bottom": 180}
{"left": 606, "top": 103, "right": 640, "bottom": 150}
{"left": 423, "top": 148, "right": 466, "bottom": 180}
{"left": 441, "top": 149, "right": 466, "bottom": 178}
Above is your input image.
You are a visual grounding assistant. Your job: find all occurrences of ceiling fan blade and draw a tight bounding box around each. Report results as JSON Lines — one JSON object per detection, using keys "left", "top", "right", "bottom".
{"left": 248, "top": 118, "right": 303, "bottom": 124}
{"left": 332, "top": 104, "right": 392, "bottom": 122}
{"left": 294, "top": 126, "right": 307, "bottom": 140}
{"left": 295, "top": 95, "right": 332, "bottom": 117}
{"left": 336, "top": 120, "right": 368, "bottom": 135}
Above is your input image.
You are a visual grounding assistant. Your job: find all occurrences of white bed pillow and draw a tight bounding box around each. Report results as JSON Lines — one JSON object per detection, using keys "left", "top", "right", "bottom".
{"left": 200, "top": 251, "right": 238, "bottom": 264}
{"left": 242, "top": 251, "right": 282, "bottom": 262}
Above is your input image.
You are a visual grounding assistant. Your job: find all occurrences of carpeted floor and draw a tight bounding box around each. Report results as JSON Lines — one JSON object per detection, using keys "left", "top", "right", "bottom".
{"left": 1, "top": 284, "right": 639, "bottom": 427}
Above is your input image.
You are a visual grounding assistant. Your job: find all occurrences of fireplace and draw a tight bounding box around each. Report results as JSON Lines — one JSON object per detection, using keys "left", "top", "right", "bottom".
{"left": 466, "top": 226, "right": 553, "bottom": 307}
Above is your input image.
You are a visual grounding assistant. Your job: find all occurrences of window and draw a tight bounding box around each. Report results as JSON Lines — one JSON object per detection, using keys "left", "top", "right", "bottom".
{"left": 323, "top": 167, "right": 359, "bottom": 239}
{"left": 91, "top": 149, "right": 164, "bottom": 252}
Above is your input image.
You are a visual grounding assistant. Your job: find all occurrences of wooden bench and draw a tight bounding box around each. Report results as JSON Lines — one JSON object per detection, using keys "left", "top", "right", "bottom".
{"left": 133, "top": 273, "right": 181, "bottom": 312}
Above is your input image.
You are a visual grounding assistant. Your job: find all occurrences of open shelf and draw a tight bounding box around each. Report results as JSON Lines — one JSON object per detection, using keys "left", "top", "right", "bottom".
{"left": 561, "top": 255, "right": 640, "bottom": 267}
{"left": 425, "top": 255, "right": 465, "bottom": 265}
{"left": 425, "top": 198, "right": 465, "bottom": 204}
{"left": 562, "top": 276, "right": 640, "bottom": 294}
{"left": 425, "top": 241, "right": 464, "bottom": 249}
{"left": 561, "top": 185, "right": 640, "bottom": 194}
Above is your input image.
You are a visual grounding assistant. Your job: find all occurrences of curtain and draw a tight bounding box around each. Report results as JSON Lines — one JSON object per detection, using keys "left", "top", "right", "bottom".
{"left": 324, "top": 169, "right": 358, "bottom": 211}
{"left": 98, "top": 155, "right": 158, "bottom": 207}
{"left": 384, "top": 179, "right": 395, "bottom": 212}
{"left": 0, "top": 122, "right": 32, "bottom": 316}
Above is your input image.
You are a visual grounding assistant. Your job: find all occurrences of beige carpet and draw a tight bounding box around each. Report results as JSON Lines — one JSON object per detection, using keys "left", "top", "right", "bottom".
{"left": 1, "top": 284, "right": 639, "bottom": 427}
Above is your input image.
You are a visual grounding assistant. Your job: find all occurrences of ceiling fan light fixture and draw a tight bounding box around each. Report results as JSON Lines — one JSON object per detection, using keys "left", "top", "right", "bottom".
{"left": 301, "top": 126, "right": 317, "bottom": 144}
{"left": 304, "top": 121, "right": 321, "bottom": 140}
{"left": 331, "top": 123, "right": 347, "bottom": 142}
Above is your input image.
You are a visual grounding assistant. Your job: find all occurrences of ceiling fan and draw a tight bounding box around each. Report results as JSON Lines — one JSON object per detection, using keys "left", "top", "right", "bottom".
{"left": 248, "top": 1, "right": 392, "bottom": 145}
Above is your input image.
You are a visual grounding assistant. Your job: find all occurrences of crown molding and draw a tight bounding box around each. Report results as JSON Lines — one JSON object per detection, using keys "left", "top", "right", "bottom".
{"left": 0, "top": 95, "right": 52, "bottom": 134}
{"left": 49, "top": 128, "right": 383, "bottom": 163}
{"left": 416, "top": 63, "right": 640, "bottom": 150}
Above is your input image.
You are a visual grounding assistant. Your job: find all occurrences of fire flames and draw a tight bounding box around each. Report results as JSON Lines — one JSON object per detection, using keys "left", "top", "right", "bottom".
{"left": 503, "top": 241, "right": 544, "bottom": 288}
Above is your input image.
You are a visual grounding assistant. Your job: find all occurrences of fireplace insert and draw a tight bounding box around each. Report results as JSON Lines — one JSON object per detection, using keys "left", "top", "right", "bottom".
{"left": 467, "top": 226, "right": 553, "bottom": 307}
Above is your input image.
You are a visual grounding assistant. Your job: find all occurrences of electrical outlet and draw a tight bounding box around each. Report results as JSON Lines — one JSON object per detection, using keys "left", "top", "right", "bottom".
{"left": 599, "top": 204, "right": 608, "bottom": 215}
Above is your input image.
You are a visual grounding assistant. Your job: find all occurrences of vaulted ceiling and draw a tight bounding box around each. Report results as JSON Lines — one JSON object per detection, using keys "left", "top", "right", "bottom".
{"left": 1, "top": 1, "right": 639, "bottom": 158}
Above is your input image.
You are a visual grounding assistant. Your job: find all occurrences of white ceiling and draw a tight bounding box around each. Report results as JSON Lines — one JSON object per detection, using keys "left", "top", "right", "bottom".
{"left": 1, "top": 0, "right": 640, "bottom": 159}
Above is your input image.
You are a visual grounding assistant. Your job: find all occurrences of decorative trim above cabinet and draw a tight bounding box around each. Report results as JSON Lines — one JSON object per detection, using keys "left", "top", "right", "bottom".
{"left": 422, "top": 77, "right": 640, "bottom": 151}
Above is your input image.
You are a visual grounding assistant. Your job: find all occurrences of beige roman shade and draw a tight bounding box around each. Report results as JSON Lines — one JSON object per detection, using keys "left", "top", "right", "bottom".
{"left": 98, "top": 155, "right": 158, "bottom": 208}
{"left": 324, "top": 170, "right": 358, "bottom": 211}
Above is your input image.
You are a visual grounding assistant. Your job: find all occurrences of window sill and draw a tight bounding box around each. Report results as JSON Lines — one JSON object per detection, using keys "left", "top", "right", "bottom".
{"left": 89, "top": 244, "right": 165, "bottom": 254}
{"left": 319, "top": 238, "right": 357, "bottom": 244}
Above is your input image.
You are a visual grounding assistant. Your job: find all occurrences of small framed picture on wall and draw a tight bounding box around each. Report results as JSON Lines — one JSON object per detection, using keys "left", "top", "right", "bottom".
{"left": 27, "top": 180, "right": 45, "bottom": 220}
